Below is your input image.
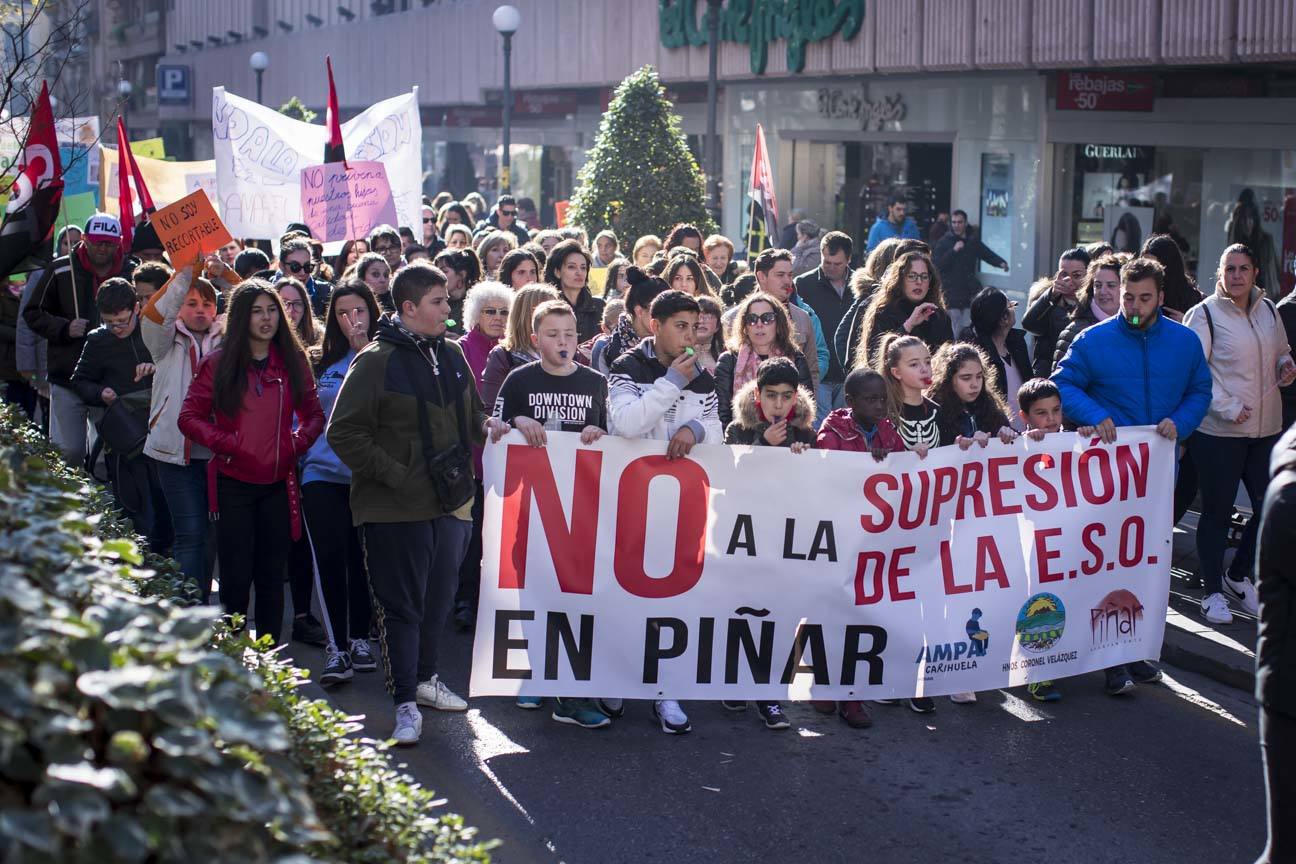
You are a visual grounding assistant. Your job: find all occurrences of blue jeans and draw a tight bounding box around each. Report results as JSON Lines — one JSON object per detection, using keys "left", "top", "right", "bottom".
{"left": 1188, "top": 432, "right": 1277, "bottom": 595}
{"left": 816, "top": 381, "right": 845, "bottom": 428}
{"left": 155, "top": 458, "right": 215, "bottom": 601}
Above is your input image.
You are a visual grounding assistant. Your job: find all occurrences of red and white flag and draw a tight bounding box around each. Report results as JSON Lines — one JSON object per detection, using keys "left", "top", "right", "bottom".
{"left": 0, "top": 81, "right": 64, "bottom": 277}
{"left": 745, "top": 123, "right": 779, "bottom": 262}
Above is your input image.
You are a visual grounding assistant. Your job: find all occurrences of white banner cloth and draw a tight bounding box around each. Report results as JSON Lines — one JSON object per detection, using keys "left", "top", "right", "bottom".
{"left": 211, "top": 86, "right": 421, "bottom": 240}
{"left": 471, "top": 429, "right": 1174, "bottom": 701}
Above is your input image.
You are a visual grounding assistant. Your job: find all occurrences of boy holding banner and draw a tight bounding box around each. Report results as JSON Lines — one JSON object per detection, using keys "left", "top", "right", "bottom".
{"left": 607, "top": 289, "right": 724, "bottom": 735}
{"left": 487, "top": 300, "right": 613, "bottom": 729}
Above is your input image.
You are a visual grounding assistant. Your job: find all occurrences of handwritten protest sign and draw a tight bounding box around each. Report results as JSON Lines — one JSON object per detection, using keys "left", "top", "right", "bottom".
{"left": 299, "top": 161, "right": 399, "bottom": 244}
{"left": 152, "top": 189, "right": 232, "bottom": 263}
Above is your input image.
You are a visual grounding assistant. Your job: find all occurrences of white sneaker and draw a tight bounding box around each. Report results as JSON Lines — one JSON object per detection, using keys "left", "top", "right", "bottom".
{"left": 391, "top": 702, "right": 422, "bottom": 746}
{"left": 416, "top": 675, "right": 468, "bottom": 712}
{"left": 1201, "top": 592, "right": 1234, "bottom": 625}
{"left": 1223, "top": 576, "right": 1260, "bottom": 616}
{"left": 652, "top": 699, "right": 691, "bottom": 734}
{"left": 949, "top": 691, "right": 977, "bottom": 704}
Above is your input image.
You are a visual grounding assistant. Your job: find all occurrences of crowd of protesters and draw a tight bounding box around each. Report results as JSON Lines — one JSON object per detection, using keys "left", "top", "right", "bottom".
{"left": 2, "top": 190, "right": 1293, "bottom": 831}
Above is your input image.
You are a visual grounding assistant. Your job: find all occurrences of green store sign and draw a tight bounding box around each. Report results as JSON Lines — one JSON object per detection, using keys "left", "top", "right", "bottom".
{"left": 659, "top": 0, "right": 865, "bottom": 76}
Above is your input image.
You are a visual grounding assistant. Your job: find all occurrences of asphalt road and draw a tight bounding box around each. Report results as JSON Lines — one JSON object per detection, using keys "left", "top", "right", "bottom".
{"left": 288, "top": 625, "right": 1267, "bottom": 864}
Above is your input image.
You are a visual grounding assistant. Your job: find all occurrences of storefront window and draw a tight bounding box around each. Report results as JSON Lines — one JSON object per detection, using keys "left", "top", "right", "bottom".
{"left": 1059, "top": 143, "right": 1296, "bottom": 295}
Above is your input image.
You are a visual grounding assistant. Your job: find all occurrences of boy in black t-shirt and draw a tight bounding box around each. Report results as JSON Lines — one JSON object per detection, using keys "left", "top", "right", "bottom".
{"left": 486, "top": 301, "right": 612, "bottom": 730}
{"left": 490, "top": 300, "right": 608, "bottom": 445}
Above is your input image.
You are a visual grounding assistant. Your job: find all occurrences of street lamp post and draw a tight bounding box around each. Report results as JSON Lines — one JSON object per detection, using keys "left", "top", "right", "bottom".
{"left": 249, "top": 51, "right": 270, "bottom": 106}
{"left": 493, "top": 5, "right": 520, "bottom": 195}
{"left": 117, "top": 79, "right": 132, "bottom": 131}
{"left": 705, "top": 0, "right": 722, "bottom": 226}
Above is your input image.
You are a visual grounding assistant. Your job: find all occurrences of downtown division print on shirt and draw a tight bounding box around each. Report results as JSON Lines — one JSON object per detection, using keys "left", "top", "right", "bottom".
{"left": 493, "top": 361, "right": 609, "bottom": 433}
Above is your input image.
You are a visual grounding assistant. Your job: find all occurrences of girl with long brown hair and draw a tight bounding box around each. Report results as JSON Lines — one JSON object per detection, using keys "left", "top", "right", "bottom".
{"left": 178, "top": 279, "right": 324, "bottom": 645}
{"left": 855, "top": 250, "right": 953, "bottom": 369}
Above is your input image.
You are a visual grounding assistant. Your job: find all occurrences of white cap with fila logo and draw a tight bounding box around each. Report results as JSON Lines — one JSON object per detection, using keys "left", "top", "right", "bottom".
{"left": 83, "top": 212, "right": 122, "bottom": 244}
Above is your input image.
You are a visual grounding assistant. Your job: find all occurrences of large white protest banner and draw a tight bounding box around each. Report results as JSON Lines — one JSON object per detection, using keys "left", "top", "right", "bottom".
{"left": 211, "top": 86, "right": 421, "bottom": 240}
{"left": 471, "top": 429, "right": 1174, "bottom": 701}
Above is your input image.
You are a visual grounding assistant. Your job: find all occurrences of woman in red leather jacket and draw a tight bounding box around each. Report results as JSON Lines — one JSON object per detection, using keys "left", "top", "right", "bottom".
{"left": 179, "top": 279, "right": 324, "bottom": 644}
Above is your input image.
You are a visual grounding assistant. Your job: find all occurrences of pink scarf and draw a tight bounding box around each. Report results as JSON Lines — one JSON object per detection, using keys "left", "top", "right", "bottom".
{"left": 733, "top": 343, "right": 784, "bottom": 392}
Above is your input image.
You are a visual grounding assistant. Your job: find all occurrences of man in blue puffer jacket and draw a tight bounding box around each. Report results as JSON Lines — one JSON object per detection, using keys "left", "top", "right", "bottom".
{"left": 1053, "top": 255, "right": 1211, "bottom": 444}
{"left": 1051, "top": 255, "right": 1211, "bottom": 696}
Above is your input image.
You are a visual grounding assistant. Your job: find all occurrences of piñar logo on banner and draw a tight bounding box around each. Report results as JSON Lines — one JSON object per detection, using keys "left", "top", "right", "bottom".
{"left": 1015, "top": 593, "right": 1066, "bottom": 653}
{"left": 914, "top": 608, "right": 990, "bottom": 678}
{"left": 1090, "top": 589, "right": 1144, "bottom": 649}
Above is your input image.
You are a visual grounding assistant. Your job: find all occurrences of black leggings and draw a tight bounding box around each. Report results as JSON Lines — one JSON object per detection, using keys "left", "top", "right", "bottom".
{"left": 302, "top": 481, "right": 370, "bottom": 646}
{"left": 216, "top": 475, "right": 291, "bottom": 645}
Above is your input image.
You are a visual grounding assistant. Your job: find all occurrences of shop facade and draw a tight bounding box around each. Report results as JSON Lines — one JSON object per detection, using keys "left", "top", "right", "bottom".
{"left": 1044, "top": 72, "right": 1296, "bottom": 292}
{"left": 157, "top": 0, "right": 1296, "bottom": 288}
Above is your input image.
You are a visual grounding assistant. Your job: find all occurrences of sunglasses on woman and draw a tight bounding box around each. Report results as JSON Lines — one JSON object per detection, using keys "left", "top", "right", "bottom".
{"left": 284, "top": 260, "right": 309, "bottom": 274}
{"left": 744, "top": 312, "right": 778, "bottom": 326}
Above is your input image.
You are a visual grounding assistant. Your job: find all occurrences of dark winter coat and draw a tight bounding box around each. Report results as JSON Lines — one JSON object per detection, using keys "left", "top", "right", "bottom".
{"left": 861, "top": 297, "right": 955, "bottom": 366}
{"left": 326, "top": 316, "right": 488, "bottom": 525}
{"left": 933, "top": 231, "right": 1007, "bottom": 310}
{"left": 795, "top": 266, "right": 855, "bottom": 383}
{"left": 1278, "top": 290, "right": 1296, "bottom": 430}
{"left": 1257, "top": 423, "right": 1296, "bottom": 719}
{"left": 562, "top": 286, "right": 606, "bottom": 344}
{"left": 723, "top": 379, "right": 816, "bottom": 447}
{"left": 966, "top": 327, "right": 1032, "bottom": 401}
{"left": 1022, "top": 287, "right": 1076, "bottom": 378}
{"left": 713, "top": 349, "right": 812, "bottom": 428}
{"left": 1052, "top": 306, "right": 1099, "bottom": 370}
{"left": 0, "top": 287, "right": 20, "bottom": 380}
{"left": 23, "top": 252, "right": 135, "bottom": 384}
{"left": 473, "top": 213, "right": 531, "bottom": 247}
{"left": 69, "top": 325, "right": 154, "bottom": 406}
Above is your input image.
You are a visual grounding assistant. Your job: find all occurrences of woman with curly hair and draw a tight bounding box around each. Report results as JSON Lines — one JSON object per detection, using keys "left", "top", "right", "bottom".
{"left": 664, "top": 223, "right": 704, "bottom": 254}
{"left": 835, "top": 237, "right": 927, "bottom": 371}
{"left": 853, "top": 249, "right": 953, "bottom": 369}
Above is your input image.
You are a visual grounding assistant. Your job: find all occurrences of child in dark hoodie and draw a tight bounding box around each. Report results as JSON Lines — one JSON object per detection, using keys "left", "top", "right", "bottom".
{"left": 816, "top": 366, "right": 905, "bottom": 460}
{"left": 724, "top": 356, "right": 816, "bottom": 451}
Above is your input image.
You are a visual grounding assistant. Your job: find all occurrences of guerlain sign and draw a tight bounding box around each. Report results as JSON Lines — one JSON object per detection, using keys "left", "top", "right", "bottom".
{"left": 817, "top": 88, "right": 905, "bottom": 131}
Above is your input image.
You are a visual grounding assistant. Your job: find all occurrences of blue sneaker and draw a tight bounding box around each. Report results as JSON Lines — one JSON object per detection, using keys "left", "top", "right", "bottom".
{"left": 516, "top": 695, "right": 543, "bottom": 709}
{"left": 551, "top": 698, "right": 611, "bottom": 729}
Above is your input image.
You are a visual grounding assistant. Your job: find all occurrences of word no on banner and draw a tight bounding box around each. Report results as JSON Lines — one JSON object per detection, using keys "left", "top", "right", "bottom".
{"left": 470, "top": 430, "right": 1175, "bottom": 701}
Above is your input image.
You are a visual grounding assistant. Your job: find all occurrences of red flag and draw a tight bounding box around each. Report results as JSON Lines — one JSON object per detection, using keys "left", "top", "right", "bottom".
{"left": 324, "top": 56, "right": 347, "bottom": 167}
{"left": 744, "top": 123, "right": 780, "bottom": 262}
{"left": 0, "top": 81, "right": 65, "bottom": 277}
{"left": 116, "top": 118, "right": 135, "bottom": 254}
{"left": 121, "top": 132, "right": 155, "bottom": 217}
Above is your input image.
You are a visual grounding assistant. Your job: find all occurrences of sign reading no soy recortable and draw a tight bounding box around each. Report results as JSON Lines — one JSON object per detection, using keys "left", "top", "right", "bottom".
{"left": 300, "top": 160, "right": 399, "bottom": 244}
{"left": 152, "top": 189, "right": 232, "bottom": 263}
{"left": 470, "top": 429, "right": 1175, "bottom": 701}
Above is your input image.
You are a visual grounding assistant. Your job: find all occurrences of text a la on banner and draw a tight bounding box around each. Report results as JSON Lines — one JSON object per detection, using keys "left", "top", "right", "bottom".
{"left": 470, "top": 429, "right": 1175, "bottom": 701}
{"left": 211, "top": 86, "right": 422, "bottom": 240}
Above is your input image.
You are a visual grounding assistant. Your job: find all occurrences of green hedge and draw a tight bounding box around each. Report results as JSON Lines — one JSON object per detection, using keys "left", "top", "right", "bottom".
{"left": 0, "top": 404, "right": 494, "bottom": 863}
